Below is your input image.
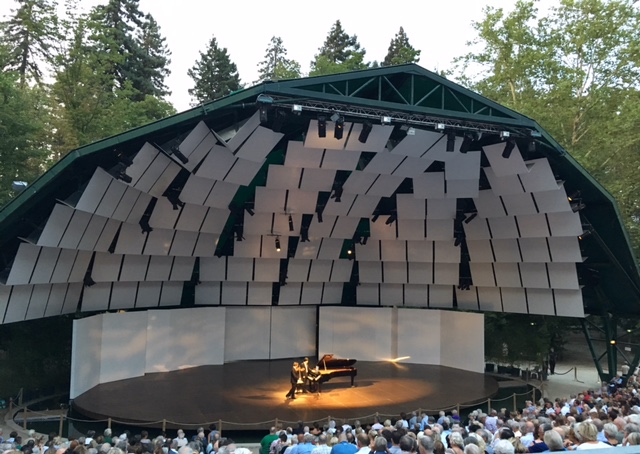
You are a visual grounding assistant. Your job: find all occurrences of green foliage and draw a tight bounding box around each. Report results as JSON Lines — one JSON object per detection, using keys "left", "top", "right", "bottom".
{"left": 310, "top": 20, "right": 368, "bottom": 76}
{"left": 187, "top": 35, "right": 242, "bottom": 105}
{"left": 453, "top": 0, "right": 640, "bottom": 254}
{"left": 256, "top": 36, "right": 301, "bottom": 83}
{"left": 1, "top": 0, "right": 60, "bottom": 87}
{"left": 382, "top": 27, "right": 421, "bottom": 66}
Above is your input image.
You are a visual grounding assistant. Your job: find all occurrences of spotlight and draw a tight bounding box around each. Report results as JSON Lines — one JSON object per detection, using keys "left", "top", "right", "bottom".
{"left": 245, "top": 207, "right": 255, "bottom": 216}
{"left": 502, "top": 140, "right": 515, "bottom": 159}
{"left": 359, "top": 122, "right": 373, "bottom": 143}
{"left": 571, "top": 202, "right": 586, "bottom": 212}
{"left": 347, "top": 249, "right": 353, "bottom": 255}
{"left": 578, "top": 230, "right": 592, "bottom": 240}
{"left": 500, "top": 131, "right": 511, "bottom": 139}
{"left": 446, "top": 131, "right": 456, "bottom": 152}
{"left": 527, "top": 139, "right": 536, "bottom": 153}
{"left": 464, "top": 212, "right": 478, "bottom": 224}
{"left": 435, "top": 123, "right": 445, "bottom": 131}
{"left": 292, "top": 104, "right": 303, "bottom": 113}
{"left": 288, "top": 214, "right": 294, "bottom": 232}
{"left": 275, "top": 237, "right": 281, "bottom": 252}
{"left": 460, "top": 134, "right": 473, "bottom": 154}
{"left": 331, "top": 185, "right": 343, "bottom": 202}
{"left": 361, "top": 236, "right": 368, "bottom": 245}
{"left": 259, "top": 105, "right": 269, "bottom": 124}
{"left": 567, "top": 190, "right": 581, "bottom": 202}
{"left": 333, "top": 115, "right": 344, "bottom": 140}
{"left": 170, "top": 145, "right": 189, "bottom": 165}
{"left": 610, "top": 340, "right": 617, "bottom": 345}
{"left": 317, "top": 115, "right": 327, "bottom": 138}
{"left": 407, "top": 127, "right": 416, "bottom": 136}
{"left": 454, "top": 235, "right": 462, "bottom": 247}
{"left": 381, "top": 116, "right": 392, "bottom": 124}
{"left": 385, "top": 213, "right": 397, "bottom": 225}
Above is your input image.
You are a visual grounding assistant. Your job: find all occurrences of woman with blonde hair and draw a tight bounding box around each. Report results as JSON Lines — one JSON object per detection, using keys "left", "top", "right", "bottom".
{"left": 574, "top": 422, "right": 609, "bottom": 450}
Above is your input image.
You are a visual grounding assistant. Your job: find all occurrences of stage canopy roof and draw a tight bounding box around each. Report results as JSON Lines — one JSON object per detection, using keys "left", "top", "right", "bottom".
{"left": 0, "top": 64, "right": 639, "bottom": 323}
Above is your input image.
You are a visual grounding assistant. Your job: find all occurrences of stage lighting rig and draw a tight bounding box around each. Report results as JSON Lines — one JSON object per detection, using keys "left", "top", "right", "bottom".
{"left": 317, "top": 115, "right": 327, "bottom": 138}
{"left": 359, "top": 122, "right": 373, "bottom": 143}
{"left": 502, "top": 140, "right": 515, "bottom": 159}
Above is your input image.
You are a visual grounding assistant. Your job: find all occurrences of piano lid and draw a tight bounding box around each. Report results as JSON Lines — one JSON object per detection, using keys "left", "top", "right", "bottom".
{"left": 317, "top": 354, "right": 357, "bottom": 370}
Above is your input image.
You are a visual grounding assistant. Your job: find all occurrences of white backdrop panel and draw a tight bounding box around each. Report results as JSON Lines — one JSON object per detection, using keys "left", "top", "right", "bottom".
{"left": 270, "top": 307, "right": 316, "bottom": 359}
{"left": 70, "top": 314, "right": 103, "bottom": 398}
{"left": 99, "top": 312, "right": 147, "bottom": 384}
{"left": 224, "top": 307, "right": 271, "bottom": 360}
{"left": 440, "top": 311, "right": 484, "bottom": 373}
{"left": 397, "top": 309, "right": 440, "bottom": 364}
{"left": 319, "top": 307, "right": 393, "bottom": 361}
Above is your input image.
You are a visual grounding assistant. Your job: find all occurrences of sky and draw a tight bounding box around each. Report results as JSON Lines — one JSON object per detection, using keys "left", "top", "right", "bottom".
{"left": 1, "top": 0, "right": 555, "bottom": 112}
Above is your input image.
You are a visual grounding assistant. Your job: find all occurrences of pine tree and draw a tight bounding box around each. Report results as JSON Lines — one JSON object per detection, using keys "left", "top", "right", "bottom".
{"left": 256, "top": 36, "right": 301, "bottom": 83}
{"left": 187, "top": 35, "right": 242, "bottom": 105}
{"left": 382, "top": 27, "right": 421, "bottom": 66}
{"left": 310, "top": 20, "right": 368, "bottom": 76}
{"left": 0, "top": 0, "right": 60, "bottom": 87}
{"left": 135, "top": 14, "right": 171, "bottom": 97}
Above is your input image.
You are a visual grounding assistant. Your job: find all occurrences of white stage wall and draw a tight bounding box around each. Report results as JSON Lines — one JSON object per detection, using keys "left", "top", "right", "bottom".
{"left": 99, "top": 311, "right": 147, "bottom": 384}
{"left": 70, "top": 315, "right": 103, "bottom": 399}
{"left": 270, "top": 306, "right": 316, "bottom": 359}
{"left": 397, "top": 309, "right": 441, "bottom": 365}
{"left": 440, "top": 310, "right": 484, "bottom": 373}
{"left": 224, "top": 307, "right": 271, "bottom": 361}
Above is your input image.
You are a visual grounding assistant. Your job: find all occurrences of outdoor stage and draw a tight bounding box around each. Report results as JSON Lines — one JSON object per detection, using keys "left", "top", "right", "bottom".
{"left": 72, "top": 359, "right": 498, "bottom": 429}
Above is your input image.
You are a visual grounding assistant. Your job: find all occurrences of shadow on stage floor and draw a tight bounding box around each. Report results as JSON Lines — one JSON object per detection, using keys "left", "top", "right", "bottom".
{"left": 73, "top": 360, "right": 498, "bottom": 429}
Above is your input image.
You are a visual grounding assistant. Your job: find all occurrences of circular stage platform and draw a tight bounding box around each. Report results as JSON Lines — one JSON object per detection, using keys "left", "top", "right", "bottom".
{"left": 73, "top": 360, "right": 498, "bottom": 429}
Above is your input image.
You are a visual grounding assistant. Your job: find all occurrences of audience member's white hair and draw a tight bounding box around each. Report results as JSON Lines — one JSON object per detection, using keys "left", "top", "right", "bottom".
{"left": 463, "top": 445, "right": 481, "bottom": 454}
{"left": 493, "top": 440, "right": 515, "bottom": 454}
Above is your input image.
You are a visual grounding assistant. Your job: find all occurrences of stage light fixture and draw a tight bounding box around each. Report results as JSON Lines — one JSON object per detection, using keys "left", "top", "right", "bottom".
{"left": 567, "top": 190, "right": 581, "bottom": 202}
{"left": 317, "top": 115, "right": 327, "bottom": 138}
{"left": 245, "top": 207, "right": 255, "bottom": 216}
{"left": 610, "top": 340, "right": 617, "bottom": 345}
{"left": 359, "top": 122, "right": 373, "bottom": 143}
{"left": 571, "top": 202, "right": 586, "bottom": 212}
{"left": 407, "top": 127, "right": 416, "bottom": 136}
{"left": 272, "top": 110, "right": 286, "bottom": 132}
{"left": 435, "top": 123, "right": 445, "bottom": 131}
{"left": 334, "top": 115, "right": 344, "bottom": 140}
{"left": 292, "top": 104, "right": 303, "bottom": 113}
{"left": 288, "top": 214, "right": 294, "bottom": 232}
{"left": 527, "top": 139, "right": 536, "bottom": 153}
{"left": 275, "top": 237, "right": 281, "bottom": 252}
{"left": 170, "top": 144, "right": 189, "bottom": 164}
{"left": 578, "top": 230, "right": 592, "bottom": 240}
{"left": 500, "top": 131, "right": 511, "bottom": 139}
{"left": 381, "top": 116, "right": 392, "bottom": 124}
{"left": 454, "top": 235, "right": 462, "bottom": 247}
{"left": 446, "top": 131, "right": 456, "bottom": 152}
{"left": 371, "top": 213, "right": 380, "bottom": 223}
{"left": 460, "top": 134, "right": 473, "bottom": 154}
{"left": 502, "top": 140, "right": 515, "bottom": 159}
{"left": 464, "top": 212, "right": 478, "bottom": 224}
{"left": 385, "top": 213, "right": 397, "bottom": 225}
{"left": 331, "top": 185, "right": 343, "bottom": 202}
{"left": 347, "top": 248, "right": 353, "bottom": 255}
{"left": 259, "top": 105, "right": 269, "bottom": 124}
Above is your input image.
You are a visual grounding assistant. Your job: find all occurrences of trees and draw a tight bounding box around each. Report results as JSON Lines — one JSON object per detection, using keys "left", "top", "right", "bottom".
{"left": 310, "top": 20, "right": 368, "bottom": 76}
{"left": 1, "top": 0, "right": 60, "bottom": 87}
{"left": 382, "top": 27, "right": 421, "bottom": 66}
{"left": 453, "top": 0, "right": 640, "bottom": 253}
{"left": 187, "top": 35, "right": 242, "bottom": 105}
{"left": 256, "top": 36, "right": 301, "bottom": 83}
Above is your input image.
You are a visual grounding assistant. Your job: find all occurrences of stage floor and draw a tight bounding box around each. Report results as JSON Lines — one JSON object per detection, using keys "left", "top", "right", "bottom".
{"left": 73, "top": 360, "right": 498, "bottom": 429}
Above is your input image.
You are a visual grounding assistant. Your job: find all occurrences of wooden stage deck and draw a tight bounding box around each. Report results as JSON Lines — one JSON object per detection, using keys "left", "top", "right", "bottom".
{"left": 73, "top": 360, "right": 498, "bottom": 429}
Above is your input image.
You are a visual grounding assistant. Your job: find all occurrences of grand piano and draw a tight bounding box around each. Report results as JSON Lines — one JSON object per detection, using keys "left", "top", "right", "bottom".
{"left": 312, "top": 354, "right": 357, "bottom": 392}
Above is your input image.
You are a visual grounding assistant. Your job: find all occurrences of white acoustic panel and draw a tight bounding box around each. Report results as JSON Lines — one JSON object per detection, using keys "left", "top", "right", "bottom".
{"left": 234, "top": 126, "right": 284, "bottom": 162}
{"left": 233, "top": 235, "right": 260, "bottom": 258}
{"left": 177, "top": 121, "right": 213, "bottom": 169}
{"left": 286, "top": 189, "right": 318, "bottom": 214}
{"left": 63, "top": 283, "right": 83, "bottom": 314}
{"left": 247, "top": 282, "right": 273, "bottom": 305}
{"left": 147, "top": 256, "right": 173, "bottom": 281}
{"left": 440, "top": 311, "right": 485, "bottom": 372}
{"left": 149, "top": 198, "right": 180, "bottom": 230}
{"left": 520, "top": 158, "right": 558, "bottom": 193}
{"left": 463, "top": 217, "right": 492, "bottom": 240}
{"left": 109, "top": 281, "right": 138, "bottom": 310}
{"left": 311, "top": 215, "right": 340, "bottom": 239}
{"left": 324, "top": 193, "right": 357, "bottom": 217}
{"left": 278, "top": 283, "right": 302, "bottom": 305}
{"left": 434, "top": 241, "right": 460, "bottom": 263}
{"left": 488, "top": 217, "right": 519, "bottom": 239}
{"left": 200, "top": 257, "right": 226, "bottom": 281}
{"left": 492, "top": 239, "right": 521, "bottom": 262}
{"left": 554, "top": 289, "right": 584, "bottom": 317}
{"left": 392, "top": 129, "right": 442, "bottom": 157}
{"left": 59, "top": 209, "right": 92, "bottom": 250}
{"left": 301, "top": 282, "right": 323, "bottom": 304}
{"left": 474, "top": 190, "right": 506, "bottom": 218}
{"left": 427, "top": 135, "right": 462, "bottom": 162}
{"left": 548, "top": 262, "right": 580, "bottom": 289}
{"left": 455, "top": 286, "right": 479, "bottom": 311}
{"left": 200, "top": 208, "right": 229, "bottom": 234}
{"left": 38, "top": 204, "right": 73, "bottom": 247}
{"left": 92, "top": 253, "right": 123, "bottom": 282}
{"left": 407, "top": 240, "right": 433, "bottom": 262}
{"left": 321, "top": 150, "right": 362, "bottom": 170}
{"left": 483, "top": 142, "right": 528, "bottom": 176}
{"left": 427, "top": 198, "right": 457, "bottom": 220}
{"left": 501, "top": 287, "right": 528, "bottom": 314}
{"left": 308, "top": 260, "right": 332, "bottom": 282}
{"left": 204, "top": 181, "right": 240, "bottom": 209}
{"left": 446, "top": 151, "right": 481, "bottom": 181}
{"left": 113, "top": 187, "right": 146, "bottom": 222}
{"left": 316, "top": 238, "right": 344, "bottom": 260}
{"left": 345, "top": 123, "right": 393, "bottom": 152}
{"left": 135, "top": 282, "right": 162, "bottom": 308}
{"left": 3, "top": 285, "right": 32, "bottom": 323}
{"left": 470, "top": 262, "right": 496, "bottom": 287}
{"left": 93, "top": 218, "right": 122, "bottom": 253}
{"left": 367, "top": 174, "right": 404, "bottom": 197}
{"left": 494, "top": 262, "right": 521, "bottom": 287}
{"left": 397, "top": 194, "right": 425, "bottom": 220}
{"left": 356, "top": 283, "right": 379, "bottom": 305}
{"left": 227, "top": 111, "right": 261, "bottom": 152}
{"left": 226, "top": 257, "right": 253, "bottom": 281}
{"left": 548, "top": 236, "right": 582, "bottom": 262}
{"left": 520, "top": 262, "right": 549, "bottom": 288}
{"left": 356, "top": 240, "right": 381, "bottom": 261}
{"left": 484, "top": 167, "right": 525, "bottom": 196}
{"left": 384, "top": 262, "right": 408, "bottom": 284}
{"left": 115, "top": 222, "right": 148, "bottom": 255}
{"left": 393, "top": 156, "right": 433, "bottom": 178}
{"left": 477, "top": 286, "right": 502, "bottom": 312}
{"left": 44, "top": 283, "right": 69, "bottom": 317}
{"left": 331, "top": 216, "right": 361, "bottom": 239}
{"left": 82, "top": 283, "right": 112, "bottom": 312}
{"left": 284, "top": 141, "right": 322, "bottom": 168}
{"left": 70, "top": 314, "right": 103, "bottom": 398}
{"left": 426, "top": 219, "right": 453, "bottom": 240}
{"left": 143, "top": 229, "right": 175, "bottom": 256}
{"left": 380, "top": 283, "right": 403, "bottom": 304}
{"left": 517, "top": 214, "right": 551, "bottom": 238}
{"left": 224, "top": 158, "right": 264, "bottom": 186}
{"left": 76, "top": 168, "right": 113, "bottom": 213}
{"left": 77, "top": 215, "right": 108, "bottom": 251}
{"left": 287, "top": 259, "right": 311, "bottom": 282}
{"left": 533, "top": 189, "right": 572, "bottom": 213}
{"left": 369, "top": 218, "right": 397, "bottom": 240}
{"left": 193, "top": 233, "right": 219, "bottom": 257}
{"left": 7, "top": 243, "right": 41, "bottom": 285}
{"left": 304, "top": 119, "right": 350, "bottom": 150}
{"left": 323, "top": 283, "right": 344, "bottom": 303}
{"left": 413, "top": 172, "right": 445, "bottom": 198}
{"left": 433, "top": 263, "right": 459, "bottom": 286}
{"left": 381, "top": 240, "right": 406, "bottom": 262}
{"left": 120, "top": 255, "right": 150, "bottom": 282}
{"left": 446, "top": 179, "right": 479, "bottom": 198}
{"left": 125, "top": 142, "right": 160, "bottom": 184}
{"left": 295, "top": 239, "right": 321, "bottom": 259}
{"left": 181, "top": 175, "right": 215, "bottom": 205}
{"left": 404, "top": 284, "right": 429, "bottom": 306}
{"left": 254, "top": 187, "right": 286, "bottom": 213}
{"left": 50, "top": 249, "right": 78, "bottom": 283}
{"left": 221, "top": 282, "right": 247, "bottom": 305}
{"left": 348, "top": 195, "right": 381, "bottom": 218}
{"left": 331, "top": 260, "right": 353, "bottom": 282}
{"left": 467, "top": 240, "right": 494, "bottom": 262}
{"left": 363, "top": 152, "right": 405, "bottom": 175}
{"left": 360, "top": 261, "right": 383, "bottom": 283}
{"left": 175, "top": 204, "right": 209, "bottom": 232}
{"left": 266, "top": 165, "right": 301, "bottom": 190}
{"left": 261, "top": 234, "right": 289, "bottom": 259}
{"left": 343, "top": 171, "right": 377, "bottom": 195}
{"left": 429, "top": 285, "right": 453, "bottom": 308}
{"left": 254, "top": 258, "right": 280, "bottom": 282}
{"left": 141, "top": 154, "right": 181, "bottom": 198}
{"left": 124, "top": 191, "right": 153, "bottom": 223}
{"left": 94, "top": 179, "right": 127, "bottom": 219}
{"left": 398, "top": 219, "right": 425, "bottom": 240}
{"left": 25, "top": 284, "right": 50, "bottom": 320}
{"left": 547, "top": 211, "right": 583, "bottom": 237}
{"left": 502, "top": 193, "right": 537, "bottom": 216}
{"left": 527, "top": 288, "right": 555, "bottom": 315}
{"left": 408, "top": 262, "right": 433, "bottom": 284}
{"left": 69, "top": 250, "right": 92, "bottom": 283}
{"left": 170, "top": 256, "right": 195, "bottom": 281}
{"left": 519, "top": 238, "right": 551, "bottom": 262}
{"left": 159, "top": 282, "right": 183, "bottom": 306}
